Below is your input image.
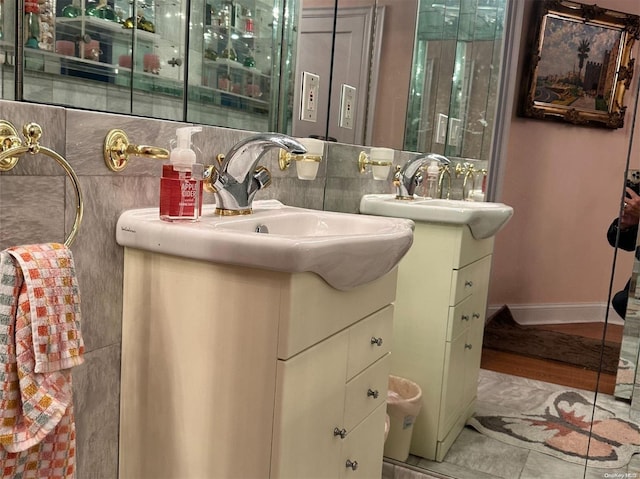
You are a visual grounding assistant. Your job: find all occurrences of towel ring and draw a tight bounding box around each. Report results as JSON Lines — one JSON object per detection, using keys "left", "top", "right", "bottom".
{"left": 0, "top": 121, "right": 83, "bottom": 247}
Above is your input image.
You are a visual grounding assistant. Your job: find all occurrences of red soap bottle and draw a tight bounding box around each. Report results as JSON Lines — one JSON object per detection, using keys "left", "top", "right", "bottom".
{"left": 159, "top": 126, "right": 204, "bottom": 222}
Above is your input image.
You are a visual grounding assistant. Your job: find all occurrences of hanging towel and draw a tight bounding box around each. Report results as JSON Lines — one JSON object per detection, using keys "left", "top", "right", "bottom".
{"left": 0, "top": 243, "right": 85, "bottom": 478}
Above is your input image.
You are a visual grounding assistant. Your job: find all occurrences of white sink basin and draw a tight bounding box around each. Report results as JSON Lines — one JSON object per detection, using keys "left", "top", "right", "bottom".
{"left": 116, "top": 200, "right": 414, "bottom": 290}
{"left": 359, "top": 194, "right": 513, "bottom": 239}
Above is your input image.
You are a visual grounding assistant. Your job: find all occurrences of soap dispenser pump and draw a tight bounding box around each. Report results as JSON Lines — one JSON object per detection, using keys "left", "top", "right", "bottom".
{"left": 159, "top": 126, "right": 204, "bottom": 222}
{"left": 424, "top": 160, "right": 440, "bottom": 199}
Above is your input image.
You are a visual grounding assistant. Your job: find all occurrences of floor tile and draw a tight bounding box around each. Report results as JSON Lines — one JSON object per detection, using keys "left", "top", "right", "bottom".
{"left": 391, "top": 369, "right": 640, "bottom": 479}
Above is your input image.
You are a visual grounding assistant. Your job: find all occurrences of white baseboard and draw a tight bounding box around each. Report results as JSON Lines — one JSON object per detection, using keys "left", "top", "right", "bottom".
{"left": 487, "top": 303, "right": 624, "bottom": 326}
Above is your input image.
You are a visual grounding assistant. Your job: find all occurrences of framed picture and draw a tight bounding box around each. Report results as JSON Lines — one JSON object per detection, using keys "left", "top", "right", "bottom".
{"left": 520, "top": 1, "right": 639, "bottom": 129}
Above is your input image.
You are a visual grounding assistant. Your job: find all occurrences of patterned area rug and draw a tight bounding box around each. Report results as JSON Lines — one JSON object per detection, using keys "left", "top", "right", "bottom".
{"left": 468, "top": 390, "right": 640, "bottom": 468}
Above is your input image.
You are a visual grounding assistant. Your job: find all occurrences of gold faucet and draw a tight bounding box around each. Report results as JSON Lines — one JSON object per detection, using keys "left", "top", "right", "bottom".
{"left": 455, "top": 162, "right": 476, "bottom": 200}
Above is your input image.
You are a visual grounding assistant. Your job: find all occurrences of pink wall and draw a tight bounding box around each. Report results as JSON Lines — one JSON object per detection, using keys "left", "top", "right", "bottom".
{"left": 488, "top": 0, "right": 640, "bottom": 310}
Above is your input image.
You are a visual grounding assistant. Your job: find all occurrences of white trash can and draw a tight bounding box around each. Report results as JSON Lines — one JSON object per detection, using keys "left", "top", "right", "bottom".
{"left": 383, "top": 375, "right": 422, "bottom": 461}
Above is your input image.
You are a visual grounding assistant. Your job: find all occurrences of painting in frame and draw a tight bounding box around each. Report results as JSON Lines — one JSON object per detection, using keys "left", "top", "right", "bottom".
{"left": 520, "top": 1, "right": 639, "bottom": 129}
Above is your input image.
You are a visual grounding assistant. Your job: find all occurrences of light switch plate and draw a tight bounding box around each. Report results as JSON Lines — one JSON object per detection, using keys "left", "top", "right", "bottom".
{"left": 436, "top": 113, "right": 448, "bottom": 144}
{"left": 300, "top": 71, "right": 320, "bottom": 122}
{"left": 339, "top": 84, "right": 356, "bottom": 129}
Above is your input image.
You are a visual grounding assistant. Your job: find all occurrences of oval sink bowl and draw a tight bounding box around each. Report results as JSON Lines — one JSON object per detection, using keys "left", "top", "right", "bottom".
{"left": 116, "top": 200, "right": 415, "bottom": 290}
{"left": 359, "top": 194, "right": 513, "bottom": 239}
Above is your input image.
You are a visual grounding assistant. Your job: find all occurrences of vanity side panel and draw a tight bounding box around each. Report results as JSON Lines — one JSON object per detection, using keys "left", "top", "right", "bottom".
{"left": 119, "top": 249, "right": 282, "bottom": 479}
{"left": 277, "top": 270, "right": 398, "bottom": 359}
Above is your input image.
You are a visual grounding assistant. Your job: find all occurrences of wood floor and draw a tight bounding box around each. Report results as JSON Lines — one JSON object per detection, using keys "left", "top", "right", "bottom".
{"left": 480, "top": 321, "right": 624, "bottom": 395}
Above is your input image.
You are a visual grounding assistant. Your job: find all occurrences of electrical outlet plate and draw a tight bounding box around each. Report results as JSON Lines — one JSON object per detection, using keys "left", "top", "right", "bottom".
{"left": 339, "top": 84, "right": 356, "bottom": 129}
{"left": 436, "top": 113, "right": 448, "bottom": 144}
{"left": 300, "top": 71, "right": 320, "bottom": 122}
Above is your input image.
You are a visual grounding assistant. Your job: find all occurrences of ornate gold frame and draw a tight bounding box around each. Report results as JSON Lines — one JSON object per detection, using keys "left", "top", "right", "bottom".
{"left": 520, "top": 1, "right": 639, "bottom": 129}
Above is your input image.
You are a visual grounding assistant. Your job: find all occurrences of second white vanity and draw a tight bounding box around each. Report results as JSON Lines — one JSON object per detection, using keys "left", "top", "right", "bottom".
{"left": 360, "top": 194, "right": 512, "bottom": 461}
{"left": 116, "top": 202, "right": 414, "bottom": 479}
{"left": 391, "top": 222, "right": 493, "bottom": 461}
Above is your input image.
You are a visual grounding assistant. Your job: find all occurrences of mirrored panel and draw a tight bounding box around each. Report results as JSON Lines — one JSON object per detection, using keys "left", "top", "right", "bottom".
{"left": 0, "top": 0, "right": 336, "bottom": 140}
{"left": 186, "top": 0, "right": 284, "bottom": 131}
{"left": 291, "top": 0, "right": 339, "bottom": 139}
{"left": 404, "top": 0, "right": 505, "bottom": 160}
{"left": 16, "top": 0, "right": 190, "bottom": 117}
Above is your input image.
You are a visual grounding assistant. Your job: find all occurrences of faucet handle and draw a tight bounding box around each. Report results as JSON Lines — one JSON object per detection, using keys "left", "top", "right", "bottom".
{"left": 203, "top": 165, "right": 220, "bottom": 193}
{"left": 392, "top": 165, "right": 402, "bottom": 187}
{"left": 252, "top": 166, "right": 271, "bottom": 190}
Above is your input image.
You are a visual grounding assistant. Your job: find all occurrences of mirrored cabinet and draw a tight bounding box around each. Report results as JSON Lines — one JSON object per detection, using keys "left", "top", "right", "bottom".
{"left": 0, "top": 0, "right": 297, "bottom": 133}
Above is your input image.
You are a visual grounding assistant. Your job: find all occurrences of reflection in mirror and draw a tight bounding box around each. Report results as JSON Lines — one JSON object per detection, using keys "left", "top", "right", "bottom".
{"left": 372, "top": 1, "right": 638, "bottom": 479}
{"left": 291, "top": 0, "right": 338, "bottom": 139}
{"left": 615, "top": 89, "right": 640, "bottom": 413}
{"left": 324, "top": 0, "right": 378, "bottom": 144}
{"left": 614, "top": 201, "right": 640, "bottom": 404}
{"left": 187, "top": 0, "right": 287, "bottom": 131}
{"left": 404, "top": 0, "right": 505, "bottom": 161}
{"left": 0, "top": 0, "right": 302, "bottom": 134}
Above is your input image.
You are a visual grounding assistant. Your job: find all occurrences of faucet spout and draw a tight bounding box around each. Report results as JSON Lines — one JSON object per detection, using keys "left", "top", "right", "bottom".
{"left": 207, "top": 133, "right": 307, "bottom": 215}
{"left": 394, "top": 153, "right": 450, "bottom": 199}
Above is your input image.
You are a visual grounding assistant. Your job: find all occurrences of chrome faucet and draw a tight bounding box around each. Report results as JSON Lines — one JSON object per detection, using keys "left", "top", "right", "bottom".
{"left": 205, "top": 133, "right": 306, "bottom": 215}
{"left": 393, "top": 153, "right": 450, "bottom": 199}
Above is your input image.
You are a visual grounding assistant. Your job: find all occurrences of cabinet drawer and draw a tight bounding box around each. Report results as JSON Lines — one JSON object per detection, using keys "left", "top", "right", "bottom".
{"left": 450, "top": 255, "right": 492, "bottom": 306}
{"left": 446, "top": 295, "right": 473, "bottom": 341}
{"left": 346, "top": 305, "right": 393, "bottom": 379}
{"left": 340, "top": 403, "right": 387, "bottom": 479}
{"left": 344, "top": 354, "right": 390, "bottom": 431}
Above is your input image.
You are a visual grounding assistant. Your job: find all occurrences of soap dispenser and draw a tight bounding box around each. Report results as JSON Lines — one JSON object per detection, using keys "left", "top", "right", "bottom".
{"left": 424, "top": 160, "right": 440, "bottom": 199}
{"left": 159, "top": 126, "right": 204, "bottom": 222}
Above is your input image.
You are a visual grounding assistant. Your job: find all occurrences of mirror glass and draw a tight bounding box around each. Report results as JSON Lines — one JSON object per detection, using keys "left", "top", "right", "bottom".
{"left": 404, "top": 0, "right": 505, "bottom": 160}
{"left": 0, "top": 0, "right": 336, "bottom": 139}
{"left": 316, "top": 1, "right": 636, "bottom": 477}
{"left": 187, "top": 0, "right": 298, "bottom": 132}
{"left": 291, "top": 0, "right": 339, "bottom": 139}
{"left": 615, "top": 173, "right": 640, "bottom": 405}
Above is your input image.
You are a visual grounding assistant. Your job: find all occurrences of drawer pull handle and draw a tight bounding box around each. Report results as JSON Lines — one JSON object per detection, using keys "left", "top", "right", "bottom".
{"left": 345, "top": 460, "right": 359, "bottom": 471}
{"left": 333, "top": 427, "right": 347, "bottom": 439}
{"left": 465, "top": 280, "right": 473, "bottom": 287}
{"left": 465, "top": 343, "right": 473, "bottom": 350}
{"left": 371, "top": 337, "right": 383, "bottom": 346}
{"left": 472, "top": 312, "right": 481, "bottom": 319}
{"left": 461, "top": 314, "right": 470, "bottom": 321}
{"left": 367, "top": 388, "right": 379, "bottom": 399}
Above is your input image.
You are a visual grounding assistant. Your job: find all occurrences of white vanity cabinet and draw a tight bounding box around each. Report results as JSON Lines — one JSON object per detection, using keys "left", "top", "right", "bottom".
{"left": 119, "top": 248, "right": 395, "bottom": 479}
{"left": 390, "top": 222, "right": 494, "bottom": 461}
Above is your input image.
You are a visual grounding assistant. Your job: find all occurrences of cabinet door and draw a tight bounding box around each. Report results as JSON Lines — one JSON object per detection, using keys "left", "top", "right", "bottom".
{"left": 463, "top": 312, "right": 485, "bottom": 405}
{"left": 438, "top": 331, "right": 467, "bottom": 439}
{"left": 340, "top": 403, "right": 387, "bottom": 479}
{"left": 26, "top": 1, "right": 189, "bottom": 117}
{"left": 271, "top": 330, "right": 349, "bottom": 479}
{"left": 188, "top": 0, "right": 277, "bottom": 130}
